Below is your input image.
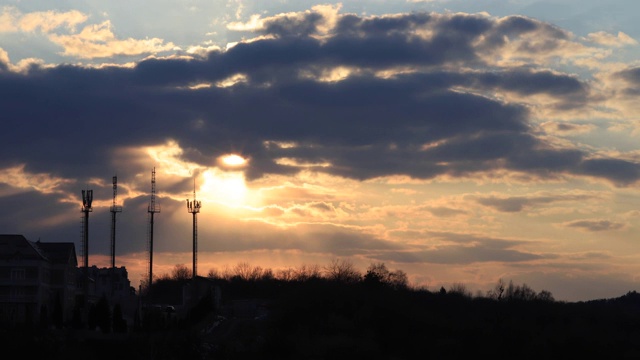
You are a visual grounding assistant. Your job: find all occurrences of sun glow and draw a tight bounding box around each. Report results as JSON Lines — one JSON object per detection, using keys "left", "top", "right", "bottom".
{"left": 220, "top": 154, "right": 247, "bottom": 167}
{"left": 200, "top": 168, "right": 248, "bottom": 207}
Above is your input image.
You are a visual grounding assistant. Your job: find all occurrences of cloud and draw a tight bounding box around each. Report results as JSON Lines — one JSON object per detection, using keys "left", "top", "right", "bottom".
{"left": 377, "top": 231, "right": 545, "bottom": 264}
{"left": 562, "top": 219, "right": 625, "bottom": 232}
{"left": 540, "top": 121, "right": 596, "bottom": 135}
{"left": 0, "top": 7, "right": 87, "bottom": 33}
{"left": 471, "top": 192, "right": 599, "bottom": 213}
{"left": 0, "top": 7, "right": 174, "bottom": 60}
{"left": 49, "top": 20, "right": 176, "bottom": 59}
{"left": 612, "top": 66, "right": 640, "bottom": 97}
{"left": 421, "top": 206, "right": 468, "bottom": 217}
{"left": 227, "top": 3, "right": 342, "bottom": 38}
{"left": 586, "top": 31, "right": 637, "bottom": 47}
{"left": 2, "top": 9, "right": 639, "bottom": 192}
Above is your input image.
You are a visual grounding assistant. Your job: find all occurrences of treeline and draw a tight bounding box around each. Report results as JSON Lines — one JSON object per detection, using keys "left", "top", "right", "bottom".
{"left": 185, "top": 260, "right": 640, "bottom": 359}
{"left": 8, "top": 259, "right": 640, "bottom": 359}
{"left": 153, "top": 259, "right": 555, "bottom": 302}
{"left": 143, "top": 260, "right": 640, "bottom": 359}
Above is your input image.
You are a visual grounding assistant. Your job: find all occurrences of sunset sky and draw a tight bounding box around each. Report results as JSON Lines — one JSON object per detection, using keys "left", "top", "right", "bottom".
{"left": 3, "top": 0, "right": 640, "bottom": 302}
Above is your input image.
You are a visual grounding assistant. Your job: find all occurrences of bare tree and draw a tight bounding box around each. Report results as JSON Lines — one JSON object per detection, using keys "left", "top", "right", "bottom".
{"left": 207, "top": 267, "right": 221, "bottom": 279}
{"left": 486, "top": 278, "right": 506, "bottom": 300}
{"left": 295, "top": 264, "right": 322, "bottom": 281}
{"left": 364, "top": 262, "right": 408, "bottom": 289}
{"left": 504, "top": 280, "right": 538, "bottom": 301}
{"left": 449, "top": 282, "right": 472, "bottom": 297}
{"left": 537, "top": 289, "right": 555, "bottom": 302}
{"left": 231, "top": 262, "right": 273, "bottom": 281}
{"left": 364, "top": 262, "right": 390, "bottom": 283}
{"left": 276, "top": 267, "right": 296, "bottom": 281}
{"left": 171, "top": 263, "right": 191, "bottom": 281}
{"left": 157, "top": 272, "right": 172, "bottom": 281}
{"left": 323, "top": 258, "right": 361, "bottom": 284}
{"left": 513, "top": 283, "right": 537, "bottom": 301}
{"left": 220, "top": 264, "right": 234, "bottom": 280}
{"left": 388, "top": 269, "right": 408, "bottom": 290}
{"left": 233, "top": 262, "right": 254, "bottom": 280}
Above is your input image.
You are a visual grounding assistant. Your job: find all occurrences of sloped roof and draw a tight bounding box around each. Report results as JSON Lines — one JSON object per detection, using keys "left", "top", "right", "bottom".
{"left": 0, "top": 234, "right": 47, "bottom": 261}
{"left": 36, "top": 241, "right": 78, "bottom": 266}
{"left": 0, "top": 234, "right": 77, "bottom": 266}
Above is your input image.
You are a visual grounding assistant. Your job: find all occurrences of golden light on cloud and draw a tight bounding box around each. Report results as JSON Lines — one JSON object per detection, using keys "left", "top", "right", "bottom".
{"left": 200, "top": 168, "right": 248, "bottom": 207}
{"left": 216, "top": 74, "right": 248, "bottom": 87}
{"left": 47, "top": 20, "right": 175, "bottom": 59}
{"left": 187, "top": 83, "right": 212, "bottom": 90}
{"left": 0, "top": 164, "right": 74, "bottom": 195}
{"left": 264, "top": 140, "right": 298, "bottom": 149}
{"left": 275, "top": 158, "right": 331, "bottom": 168}
{"left": 227, "top": 14, "right": 265, "bottom": 31}
{"left": 300, "top": 66, "right": 356, "bottom": 82}
{"left": 145, "top": 140, "right": 201, "bottom": 177}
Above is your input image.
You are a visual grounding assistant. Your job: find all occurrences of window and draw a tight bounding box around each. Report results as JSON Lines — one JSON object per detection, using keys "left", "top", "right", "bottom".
{"left": 10, "top": 287, "right": 25, "bottom": 300}
{"left": 11, "top": 268, "right": 25, "bottom": 281}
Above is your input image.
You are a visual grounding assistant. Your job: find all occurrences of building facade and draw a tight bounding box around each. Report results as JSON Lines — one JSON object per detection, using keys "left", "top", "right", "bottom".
{"left": 0, "top": 234, "right": 77, "bottom": 327}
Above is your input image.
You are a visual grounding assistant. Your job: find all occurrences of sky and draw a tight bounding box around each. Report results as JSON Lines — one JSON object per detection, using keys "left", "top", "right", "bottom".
{"left": 3, "top": 0, "right": 640, "bottom": 302}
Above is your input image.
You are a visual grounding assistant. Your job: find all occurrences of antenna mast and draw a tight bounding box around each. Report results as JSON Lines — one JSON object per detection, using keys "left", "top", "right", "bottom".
{"left": 147, "top": 168, "right": 160, "bottom": 289}
{"left": 186, "top": 178, "right": 201, "bottom": 280}
{"left": 110, "top": 175, "right": 123, "bottom": 269}
{"left": 81, "top": 188, "right": 93, "bottom": 305}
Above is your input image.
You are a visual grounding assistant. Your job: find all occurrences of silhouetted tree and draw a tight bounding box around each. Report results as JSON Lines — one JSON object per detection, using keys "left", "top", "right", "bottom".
{"left": 207, "top": 267, "right": 221, "bottom": 279}
{"left": 323, "top": 258, "right": 361, "bottom": 284}
{"left": 364, "top": 262, "right": 390, "bottom": 284}
{"left": 485, "top": 278, "right": 554, "bottom": 302}
{"left": 275, "top": 264, "right": 322, "bottom": 282}
{"left": 505, "top": 280, "right": 537, "bottom": 301}
{"left": 449, "top": 282, "right": 472, "bottom": 297}
{"left": 487, "top": 278, "right": 506, "bottom": 300}
{"left": 293, "top": 264, "right": 322, "bottom": 281}
{"left": 172, "top": 263, "right": 191, "bottom": 280}
{"left": 537, "top": 289, "right": 555, "bottom": 302}
{"left": 388, "top": 269, "right": 408, "bottom": 290}
{"left": 232, "top": 262, "right": 274, "bottom": 281}
{"left": 275, "top": 267, "right": 296, "bottom": 281}
{"left": 139, "top": 275, "right": 151, "bottom": 296}
{"left": 364, "top": 262, "right": 409, "bottom": 290}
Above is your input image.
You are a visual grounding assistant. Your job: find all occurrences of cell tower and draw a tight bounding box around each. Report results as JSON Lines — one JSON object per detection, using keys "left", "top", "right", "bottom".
{"left": 186, "top": 178, "right": 201, "bottom": 280}
{"left": 110, "top": 175, "right": 123, "bottom": 269}
{"left": 81, "top": 188, "right": 93, "bottom": 304}
{"left": 147, "top": 168, "right": 160, "bottom": 289}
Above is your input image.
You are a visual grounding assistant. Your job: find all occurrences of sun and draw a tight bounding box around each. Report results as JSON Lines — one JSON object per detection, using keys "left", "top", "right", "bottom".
{"left": 220, "top": 154, "right": 247, "bottom": 167}
{"left": 200, "top": 168, "right": 248, "bottom": 207}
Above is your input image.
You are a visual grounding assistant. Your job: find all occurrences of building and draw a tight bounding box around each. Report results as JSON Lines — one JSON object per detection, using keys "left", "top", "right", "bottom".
{"left": 0, "top": 234, "right": 77, "bottom": 327}
{"left": 83, "top": 265, "right": 138, "bottom": 326}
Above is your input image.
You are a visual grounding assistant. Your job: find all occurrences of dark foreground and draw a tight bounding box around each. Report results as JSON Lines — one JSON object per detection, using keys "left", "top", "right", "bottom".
{"left": 4, "top": 280, "right": 640, "bottom": 359}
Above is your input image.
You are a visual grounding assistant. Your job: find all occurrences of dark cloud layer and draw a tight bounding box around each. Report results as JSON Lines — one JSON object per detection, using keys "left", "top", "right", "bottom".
{"left": 564, "top": 219, "right": 625, "bottom": 232}
{"left": 2, "top": 10, "right": 640, "bottom": 224}
{"left": 473, "top": 193, "right": 597, "bottom": 213}
{"left": 377, "top": 231, "right": 545, "bottom": 264}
